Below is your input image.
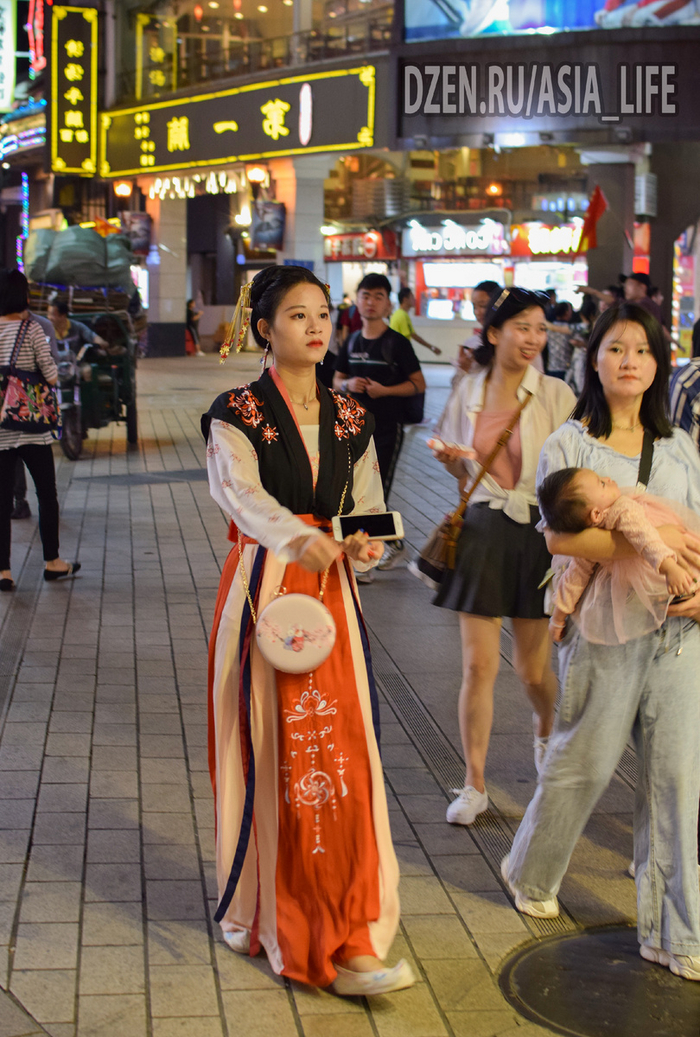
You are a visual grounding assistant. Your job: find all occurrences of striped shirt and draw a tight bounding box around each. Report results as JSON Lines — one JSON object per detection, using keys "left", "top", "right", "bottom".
{"left": 669, "top": 359, "right": 700, "bottom": 452}
{"left": 0, "top": 317, "right": 58, "bottom": 450}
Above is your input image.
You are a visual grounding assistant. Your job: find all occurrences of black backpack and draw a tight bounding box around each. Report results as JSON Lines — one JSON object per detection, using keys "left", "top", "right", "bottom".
{"left": 347, "top": 331, "right": 425, "bottom": 424}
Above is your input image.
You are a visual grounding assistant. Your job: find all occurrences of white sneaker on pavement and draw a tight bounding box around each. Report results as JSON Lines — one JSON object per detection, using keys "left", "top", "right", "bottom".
{"left": 640, "top": 944, "right": 700, "bottom": 981}
{"left": 377, "top": 542, "right": 409, "bottom": 571}
{"left": 446, "top": 785, "right": 488, "bottom": 825}
{"left": 332, "top": 959, "right": 416, "bottom": 996}
{"left": 354, "top": 569, "right": 375, "bottom": 585}
{"left": 501, "top": 855, "right": 560, "bottom": 919}
{"left": 223, "top": 929, "right": 251, "bottom": 954}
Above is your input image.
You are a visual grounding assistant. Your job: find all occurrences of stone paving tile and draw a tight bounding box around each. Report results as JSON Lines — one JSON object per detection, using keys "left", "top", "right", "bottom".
{"left": 81, "top": 903, "right": 144, "bottom": 947}
{"left": 10, "top": 971, "right": 76, "bottom": 1025}
{"left": 78, "top": 947, "right": 145, "bottom": 996}
{"left": 19, "top": 879, "right": 83, "bottom": 923}
{"left": 221, "top": 989, "right": 298, "bottom": 1036}
{"left": 83, "top": 864, "right": 142, "bottom": 903}
{"left": 13, "top": 925, "right": 79, "bottom": 972}
{"left": 75, "top": 994, "right": 146, "bottom": 1037}
{"left": 149, "top": 965, "right": 218, "bottom": 1017}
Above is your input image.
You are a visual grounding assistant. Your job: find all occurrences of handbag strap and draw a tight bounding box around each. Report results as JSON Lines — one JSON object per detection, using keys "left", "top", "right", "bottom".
{"left": 8, "top": 320, "right": 31, "bottom": 368}
{"left": 637, "top": 427, "right": 654, "bottom": 489}
{"left": 454, "top": 389, "right": 534, "bottom": 522}
{"left": 238, "top": 448, "right": 352, "bottom": 624}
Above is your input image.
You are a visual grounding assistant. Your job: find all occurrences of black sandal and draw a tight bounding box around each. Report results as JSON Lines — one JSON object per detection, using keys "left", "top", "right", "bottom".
{"left": 44, "top": 562, "right": 81, "bottom": 582}
{"left": 0, "top": 578, "right": 14, "bottom": 592}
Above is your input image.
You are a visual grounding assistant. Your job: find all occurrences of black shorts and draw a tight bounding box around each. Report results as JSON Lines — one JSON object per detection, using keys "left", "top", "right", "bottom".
{"left": 433, "top": 503, "right": 550, "bottom": 619}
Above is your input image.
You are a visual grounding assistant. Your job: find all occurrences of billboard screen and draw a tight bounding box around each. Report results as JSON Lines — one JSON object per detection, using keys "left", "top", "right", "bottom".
{"left": 404, "top": 1, "right": 699, "bottom": 42}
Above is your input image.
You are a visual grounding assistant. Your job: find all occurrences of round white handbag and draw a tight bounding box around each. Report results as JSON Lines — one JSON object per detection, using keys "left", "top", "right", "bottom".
{"left": 255, "top": 591, "right": 336, "bottom": 673}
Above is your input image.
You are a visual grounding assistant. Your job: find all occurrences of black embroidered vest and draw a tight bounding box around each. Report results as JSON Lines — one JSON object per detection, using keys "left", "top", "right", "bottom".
{"left": 201, "top": 370, "right": 374, "bottom": 519}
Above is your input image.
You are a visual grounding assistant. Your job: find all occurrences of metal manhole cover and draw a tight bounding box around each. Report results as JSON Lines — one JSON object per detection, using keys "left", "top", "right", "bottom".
{"left": 499, "top": 926, "right": 700, "bottom": 1037}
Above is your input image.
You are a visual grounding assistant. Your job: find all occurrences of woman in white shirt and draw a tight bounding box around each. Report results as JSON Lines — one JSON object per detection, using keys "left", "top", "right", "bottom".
{"left": 432, "top": 288, "right": 575, "bottom": 826}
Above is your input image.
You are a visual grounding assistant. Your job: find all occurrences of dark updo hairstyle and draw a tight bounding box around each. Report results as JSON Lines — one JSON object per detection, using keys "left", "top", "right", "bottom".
{"left": 537, "top": 468, "right": 591, "bottom": 534}
{"left": 473, "top": 286, "right": 549, "bottom": 368}
{"left": 571, "top": 302, "right": 672, "bottom": 440}
{"left": 249, "top": 264, "right": 330, "bottom": 348}
{"left": 0, "top": 269, "right": 28, "bottom": 316}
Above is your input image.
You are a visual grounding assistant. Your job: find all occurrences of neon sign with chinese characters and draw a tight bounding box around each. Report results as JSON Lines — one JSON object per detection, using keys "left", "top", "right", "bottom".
{"left": 50, "top": 5, "right": 98, "bottom": 175}
{"left": 100, "top": 67, "right": 376, "bottom": 178}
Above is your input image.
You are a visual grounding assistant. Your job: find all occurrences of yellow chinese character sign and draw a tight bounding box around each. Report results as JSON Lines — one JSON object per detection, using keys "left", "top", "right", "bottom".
{"left": 51, "top": 6, "right": 98, "bottom": 175}
{"left": 99, "top": 67, "right": 377, "bottom": 178}
{"left": 261, "top": 99, "right": 290, "bottom": 141}
{"left": 167, "top": 116, "right": 190, "bottom": 152}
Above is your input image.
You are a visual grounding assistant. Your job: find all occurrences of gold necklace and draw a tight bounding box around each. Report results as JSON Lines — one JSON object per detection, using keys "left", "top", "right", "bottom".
{"left": 612, "top": 420, "right": 641, "bottom": 432}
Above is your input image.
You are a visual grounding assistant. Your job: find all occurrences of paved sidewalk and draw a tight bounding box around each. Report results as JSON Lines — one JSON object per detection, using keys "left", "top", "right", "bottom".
{"left": 0, "top": 356, "right": 639, "bottom": 1037}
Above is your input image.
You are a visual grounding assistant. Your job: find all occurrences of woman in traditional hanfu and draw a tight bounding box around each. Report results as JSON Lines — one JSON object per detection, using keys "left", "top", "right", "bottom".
{"left": 202, "top": 265, "right": 414, "bottom": 996}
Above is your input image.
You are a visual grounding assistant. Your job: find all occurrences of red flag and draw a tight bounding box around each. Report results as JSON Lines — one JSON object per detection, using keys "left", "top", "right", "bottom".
{"left": 574, "top": 185, "right": 608, "bottom": 256}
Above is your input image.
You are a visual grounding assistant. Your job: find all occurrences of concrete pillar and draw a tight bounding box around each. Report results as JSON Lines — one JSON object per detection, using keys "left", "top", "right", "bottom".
{"left": 144, "top": 194, "right": 187, "bottom": 356}
{"left": 649, "top": 143, "right": 700, "bottom": 326}
{"left": 581, "top": 161, "right": 636, "bottom": 290}
{"left": 271, "top": 155, "right": 332, "bottom": 274}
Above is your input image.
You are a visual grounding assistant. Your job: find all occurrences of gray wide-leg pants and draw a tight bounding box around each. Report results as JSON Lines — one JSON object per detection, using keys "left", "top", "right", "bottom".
{"left": 509, "top": 617, "right": 700, "bottom": 955}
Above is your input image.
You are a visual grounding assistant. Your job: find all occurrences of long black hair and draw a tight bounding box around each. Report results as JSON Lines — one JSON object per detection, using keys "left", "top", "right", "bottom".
{"left": 250, "top": 265, "right": 330, "bottom": 348}
{"left": 571, "top": 303, "right": 672, "bottom": 440}
{"left": 473, "top": 286, "right": 549, "bottom": 367}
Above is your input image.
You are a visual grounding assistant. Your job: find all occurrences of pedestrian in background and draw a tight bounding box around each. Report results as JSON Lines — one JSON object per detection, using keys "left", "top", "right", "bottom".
{"left": 544, "top": 301, "right": 574, "bottom": 381}
{"left": 334, "top": 273, "right": 425, "bottom": 574}
{"left": 432, "top": 287, "right": 575, "bottom": 826}
{"left": 503, "top": 304, "right": 700, "bottom": 985}
{"left": 186, "top": 299, "right": 204, "bottom": 356}
{"left": 0, "top": 270, "right": 80, "bottom": 592}
{"left": 389, "top": 287, "right": 442, "bottom": 356}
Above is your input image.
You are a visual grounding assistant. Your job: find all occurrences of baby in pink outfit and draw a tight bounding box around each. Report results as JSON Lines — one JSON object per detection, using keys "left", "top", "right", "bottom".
{"left": 538, "top": 467, "right": 698, "bottom": 645}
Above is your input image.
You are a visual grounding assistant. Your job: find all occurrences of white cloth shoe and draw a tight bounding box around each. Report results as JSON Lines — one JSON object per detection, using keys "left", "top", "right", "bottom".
{"left": 446, "top": 785, "right": 488, "bottom": 825}
{"left": 354, "top": 568, "right": 375, "bottom": 584}
{"left": 640, "top": 944, "right": 700, "bottom": 981}
{"left": 223, "top": 929, "right": 251, "bottom": 954}
{"left": 377, "top": 542, "right": 409, "bottom": 571}
{"left": 501, "top": 855, "right": 560, "bottom": 919}
{"left": 332, "top": 959, "right": 415, "bottom": 996}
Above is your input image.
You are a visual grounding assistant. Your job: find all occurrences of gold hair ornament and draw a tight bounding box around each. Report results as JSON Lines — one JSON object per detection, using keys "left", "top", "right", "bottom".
{"left": 220, "top": 280, "right": 254, "bottom": 363}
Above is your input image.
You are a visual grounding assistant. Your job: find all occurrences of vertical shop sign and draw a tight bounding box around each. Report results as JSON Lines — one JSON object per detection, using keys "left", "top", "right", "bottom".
{"left": 50, "top": 5, "right": 98, "bottom": 175}
{"left": 0, "top": 0, "right": 16, "bottom": 112}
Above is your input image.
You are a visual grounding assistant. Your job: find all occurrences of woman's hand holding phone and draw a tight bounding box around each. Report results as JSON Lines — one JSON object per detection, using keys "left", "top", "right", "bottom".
{"left": 341, "top": 531, "right": 382, "bottom": 564}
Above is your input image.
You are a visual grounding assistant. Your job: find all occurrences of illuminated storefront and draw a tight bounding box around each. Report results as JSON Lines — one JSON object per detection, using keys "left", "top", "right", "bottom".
{"left": 510, "top": 220, "right": 588, "bottom": 305}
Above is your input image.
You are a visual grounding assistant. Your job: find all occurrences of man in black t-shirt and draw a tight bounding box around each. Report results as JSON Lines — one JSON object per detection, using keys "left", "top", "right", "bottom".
{"left": 334, "top": 273, "right": 425, "bottom": 572}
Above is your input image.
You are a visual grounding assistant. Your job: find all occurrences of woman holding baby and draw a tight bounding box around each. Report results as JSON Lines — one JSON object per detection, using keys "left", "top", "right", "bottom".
{"left": 502, "top": 302, "right": 700, "bottom": 983}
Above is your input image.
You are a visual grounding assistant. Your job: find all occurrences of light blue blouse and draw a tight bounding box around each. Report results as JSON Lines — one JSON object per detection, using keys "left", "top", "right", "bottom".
{"left": 537, "top": 419, "right": 700, "bottom": 515}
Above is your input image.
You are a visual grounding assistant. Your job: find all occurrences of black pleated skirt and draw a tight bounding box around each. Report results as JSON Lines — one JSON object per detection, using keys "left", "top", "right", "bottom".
{"left": 433, "top": 502, "right": 550, "bottom": 619}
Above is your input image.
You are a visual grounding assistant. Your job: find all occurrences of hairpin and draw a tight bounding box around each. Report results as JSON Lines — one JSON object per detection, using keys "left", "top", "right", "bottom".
{"left": 220, "top": 280, "right": 254, "bottom": 363}
{"left": 492, "top": 289, "right": 510, "bottom": 310}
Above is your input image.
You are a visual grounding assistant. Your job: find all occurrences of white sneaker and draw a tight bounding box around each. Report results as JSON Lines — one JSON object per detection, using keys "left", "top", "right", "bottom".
{"left": 354, "top": 568, "right": 375, "bottom": 585}
{"left": 446, "top": 785, "right": 488, "bottom": 826}
{"left": 500, "top": 855, "right": 560, "bottom": 919}
{"left": 332, "top": 959, "right": 416, "bottom": 996}
{"left": 377, "top": 542, "right": 409, "bottom": 571}
{"left": 223, "top": 929, "right": 251, "bottom": 954}
{"left": 640, "top": 944, "right": 700, "bottom": 981}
